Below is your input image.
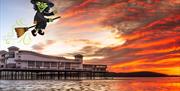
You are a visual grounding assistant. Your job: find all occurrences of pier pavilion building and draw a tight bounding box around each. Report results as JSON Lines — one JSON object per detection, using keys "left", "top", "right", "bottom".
{"left": 0, "top": 46, "right": 107, "bottom": 72}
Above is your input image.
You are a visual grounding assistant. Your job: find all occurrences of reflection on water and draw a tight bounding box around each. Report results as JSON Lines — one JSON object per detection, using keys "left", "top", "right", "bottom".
{"left": 0, "top": 77, "right": 179, "bottom": 91}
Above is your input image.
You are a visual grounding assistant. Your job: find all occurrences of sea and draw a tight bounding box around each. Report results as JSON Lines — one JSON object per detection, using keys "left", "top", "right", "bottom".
{"left": 0, "top": 77, "right": 179, "bottom": 91}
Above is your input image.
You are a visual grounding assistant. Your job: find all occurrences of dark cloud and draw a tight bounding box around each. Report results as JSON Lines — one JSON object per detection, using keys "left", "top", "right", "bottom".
{"left": 77, "top": 46, "right": 116, "bottom": 57}
{"left": 71, "top": 39, "right": 101, "bottom": 45}
{"left": 32, "top": 40, "right": 56, "bottom": 51}
{"left": 78, "top": 46, "right": 99, "bottom": 56}
{"left": 32, "top": 44, "right": 44, "bottom": 51}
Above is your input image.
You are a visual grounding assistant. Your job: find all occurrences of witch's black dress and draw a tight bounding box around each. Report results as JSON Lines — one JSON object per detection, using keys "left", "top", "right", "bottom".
{"left": 34, "top": 11, "right": 54, "bottom": 29}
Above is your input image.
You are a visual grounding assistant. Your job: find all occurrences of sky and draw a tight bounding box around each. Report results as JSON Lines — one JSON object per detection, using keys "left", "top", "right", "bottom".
{"left": 0, "top": 0, "right": 180, "bottom": 75}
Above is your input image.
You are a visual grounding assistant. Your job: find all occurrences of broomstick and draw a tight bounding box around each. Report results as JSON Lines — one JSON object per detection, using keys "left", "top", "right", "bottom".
{"left": 15, "top": 16, "right": 61, "bottom": 38}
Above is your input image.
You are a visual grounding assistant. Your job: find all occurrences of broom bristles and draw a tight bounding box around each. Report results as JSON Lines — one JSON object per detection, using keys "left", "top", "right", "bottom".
{"left": 15, "top": 27, "right": 28, "bottom": 38}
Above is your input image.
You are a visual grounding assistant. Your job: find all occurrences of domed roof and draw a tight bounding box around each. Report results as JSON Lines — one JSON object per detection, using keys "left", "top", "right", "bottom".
{"left": 8, "top": 46, "right": 19, "bottom": 50}
{"left": 74, "top": 54, "right": 83, "bottom": 57}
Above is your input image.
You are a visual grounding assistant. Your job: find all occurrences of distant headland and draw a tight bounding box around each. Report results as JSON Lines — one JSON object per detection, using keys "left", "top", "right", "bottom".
{"left": 106, "top": 71, "right": 179, "bottom": 77}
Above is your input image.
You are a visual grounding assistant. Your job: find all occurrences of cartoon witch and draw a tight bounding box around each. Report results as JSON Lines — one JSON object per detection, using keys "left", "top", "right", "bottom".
{"left": 31, "top": 0, "right": 57, "bottom": 36}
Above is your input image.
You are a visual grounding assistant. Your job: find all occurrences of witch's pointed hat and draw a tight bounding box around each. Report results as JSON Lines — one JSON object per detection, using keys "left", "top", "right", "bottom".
{"left": 31, "top": 0, "right": 54, "bottom": 7}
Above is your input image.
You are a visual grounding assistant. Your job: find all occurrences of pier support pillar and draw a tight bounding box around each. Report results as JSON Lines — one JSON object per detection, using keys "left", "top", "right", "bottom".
{"left": 0, "top": 71, "right": 1, "bottom": 80}
{"left": 64, "top": 71, "right": 67, "bottom": 80}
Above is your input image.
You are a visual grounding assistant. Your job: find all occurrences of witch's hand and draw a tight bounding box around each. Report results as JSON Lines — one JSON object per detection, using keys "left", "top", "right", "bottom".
{"left": 48, "top": 18, "right": 53, "bottom": 22}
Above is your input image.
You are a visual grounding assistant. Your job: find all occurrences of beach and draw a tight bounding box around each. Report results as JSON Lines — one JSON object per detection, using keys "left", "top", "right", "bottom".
{"left": 0, "top": 77, "right": 179, "bottom": 91}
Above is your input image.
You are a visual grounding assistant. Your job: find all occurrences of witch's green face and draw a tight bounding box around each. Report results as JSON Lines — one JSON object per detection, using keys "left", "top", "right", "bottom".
{"left": 36, "top": 1, "right": 48, "bottom": 12}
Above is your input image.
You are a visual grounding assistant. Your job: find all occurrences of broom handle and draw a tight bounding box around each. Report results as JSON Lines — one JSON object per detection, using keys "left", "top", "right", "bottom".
{"left": 27, "top": 16, "right": 61, "bottom": 29}
{"left": 52, "top": 16, "right": 61, "bottom": 20}
{"left": 28, "top": 25, "right": 36, "bottom": 29}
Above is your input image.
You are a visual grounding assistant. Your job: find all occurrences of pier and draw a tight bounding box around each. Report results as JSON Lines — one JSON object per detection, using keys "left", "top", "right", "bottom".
{"left": 0, "top": 68, "right": 107, "bottom": 80}
{"left": 0, "top": 46, "right": 108, "bottom": 80}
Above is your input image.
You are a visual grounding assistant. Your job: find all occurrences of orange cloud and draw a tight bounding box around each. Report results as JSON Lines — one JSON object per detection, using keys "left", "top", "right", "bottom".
{"left": 105, "top": 13, "right": 180, "bottom": 75}
{"left": 109, "top": 57, "right": 180, "bottom": 75}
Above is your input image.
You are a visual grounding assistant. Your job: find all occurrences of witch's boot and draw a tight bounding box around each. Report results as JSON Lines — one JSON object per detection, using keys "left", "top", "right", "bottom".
{"left": 38, "top": 29, "right": 45, "bottom": 35}
{"left": 31, "top": 29, "right": 37, "bottom": 36}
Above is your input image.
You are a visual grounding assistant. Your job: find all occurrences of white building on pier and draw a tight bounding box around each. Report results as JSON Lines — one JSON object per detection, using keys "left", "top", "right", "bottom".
{"left": 0, "top": 46, "right": 107, "bottom": 72}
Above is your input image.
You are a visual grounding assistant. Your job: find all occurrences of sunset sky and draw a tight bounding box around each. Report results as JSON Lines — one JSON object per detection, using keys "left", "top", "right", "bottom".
{"left": 0, "top": 0, "right": 180, "bottom": 75}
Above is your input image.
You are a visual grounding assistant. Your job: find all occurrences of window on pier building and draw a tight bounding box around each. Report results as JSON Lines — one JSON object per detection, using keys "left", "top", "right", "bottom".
{"left": 36, "top": 61, "right": 42, "bottom": 68}
{"left": 8, "top": 52, "right": 15, "bottom": 58}
{"left": 71, "top": 63, "right": 79, "bottom": 68}
{"left": 28, "top": 61, "right": 35, "bottom": 67}
{"left": 0, "top": 65, "right": 3, "bottom": 68}
{"left": 44, "top": 62, "right": 50, "bottom": 68}
{"left": 65, "top": 63, "right": 70, "bottom": 69}
{"left": 59, "top": 62, "right": 65, "bottom": 67}
{"left": 51, "top": 62, "right": 57, "bottom": 67}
